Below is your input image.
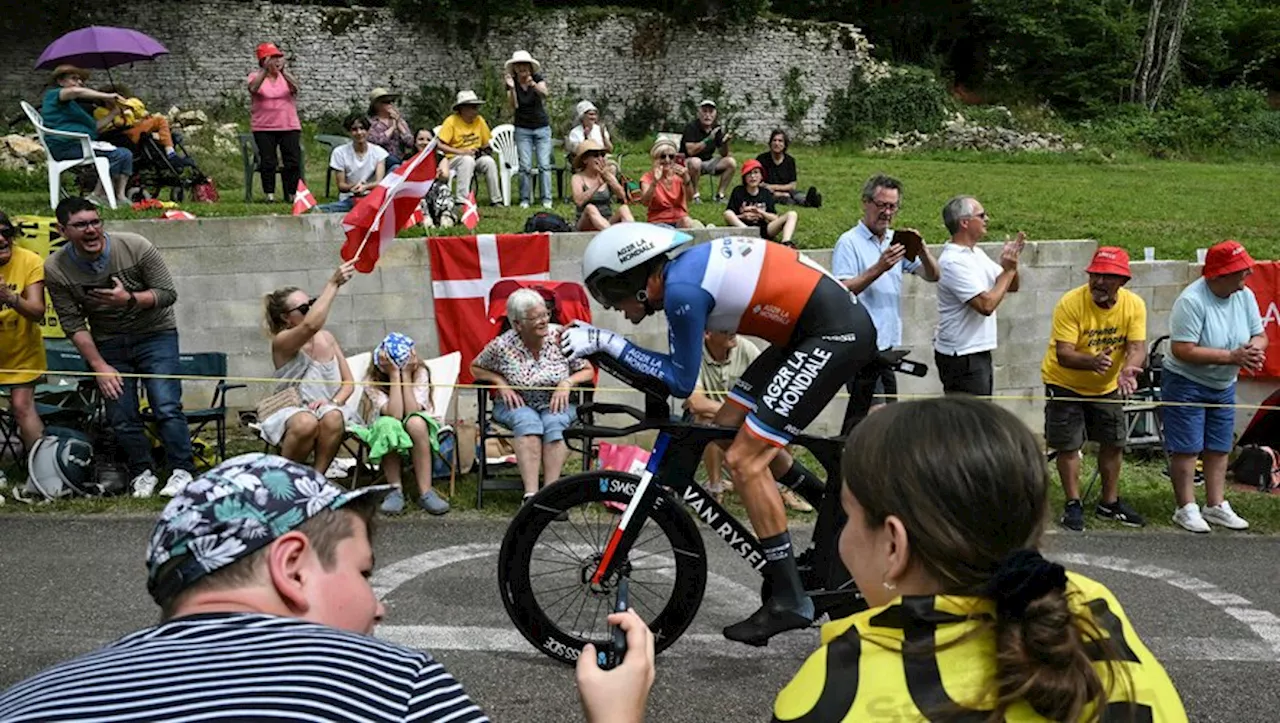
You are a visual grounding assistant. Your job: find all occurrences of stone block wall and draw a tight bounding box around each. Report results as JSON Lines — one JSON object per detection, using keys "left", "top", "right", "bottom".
{"left": 4, "top": 2, "right": 879, "bottom": 142}
{"left": 107, "top": 215, "right": 1277, "bottom": 437}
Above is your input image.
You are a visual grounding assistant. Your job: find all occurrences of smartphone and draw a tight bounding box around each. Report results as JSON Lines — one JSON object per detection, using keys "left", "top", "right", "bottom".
{"left": 890, "top": 229, "right": 923, "bottom": 262}
{"left": 81, "top": 280, "right": 115, "bottom": 294}
{"left": 601, "top": 577, "right": 629, "bottom": 670}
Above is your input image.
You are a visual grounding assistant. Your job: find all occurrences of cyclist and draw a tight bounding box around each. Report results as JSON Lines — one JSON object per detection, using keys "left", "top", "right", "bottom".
{"left": 561, "top": 222, "right": 878, "bottom": 645}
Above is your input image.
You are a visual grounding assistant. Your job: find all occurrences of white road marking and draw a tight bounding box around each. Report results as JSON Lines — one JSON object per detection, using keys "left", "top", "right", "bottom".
{"left": 1055, "top": 552, "right": 1280, "bottom": 660}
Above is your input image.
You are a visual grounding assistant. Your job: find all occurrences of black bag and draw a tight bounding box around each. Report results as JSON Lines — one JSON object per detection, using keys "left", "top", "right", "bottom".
{"left": 523, "top": 212, "right": 573, "bottom": 234}
{"left": 1231, "top": 445, "right": 1280, "bottom": 492}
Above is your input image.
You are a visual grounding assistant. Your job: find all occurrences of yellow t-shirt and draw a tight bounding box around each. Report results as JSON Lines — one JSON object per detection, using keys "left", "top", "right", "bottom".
{"left": 1040, "top": 285, "right": 1147, "bottom": 396}
{"left": 773, "top": 572, "right": 1187, "bottom": 722}
{"left": 0, "top": 246, "right": 47, "bottom": 385}
{"left": 438, "top": 113, "right": 492, "bottom": 158}
{"left": 92, "top": 97, "right": 149, "bottom": 130}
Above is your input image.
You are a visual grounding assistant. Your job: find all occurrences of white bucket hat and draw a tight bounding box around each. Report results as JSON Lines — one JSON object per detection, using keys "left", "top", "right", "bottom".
{"left": 575, "top": 100, "right": 597, "bottom": 120}
{"left": 453, "top": 89, "right": 485, "bottom": 109}
{"left": 504, "top": 50, "right": 541, "bottom": 74}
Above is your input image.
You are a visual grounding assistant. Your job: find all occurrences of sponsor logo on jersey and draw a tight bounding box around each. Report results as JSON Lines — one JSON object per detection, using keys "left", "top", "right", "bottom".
{"left": 761, "top": 347, "right": 834, "bottom": 418}
{"left": 751, "top": 303, "right": 791, "bottom": 326}
{"left": 821, "top": 332, "right": 858, "bottom": 343}
{"left": 720, "top": 238, "right": 733, "bottom": 258}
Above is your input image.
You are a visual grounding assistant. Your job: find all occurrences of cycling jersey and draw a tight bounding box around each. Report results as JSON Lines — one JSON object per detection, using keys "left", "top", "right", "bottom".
{"left": 613, "top": 236, "right": 877, "bottom": 445}
{"left": 773, "top": 571, "right": 1188, "bottom": 722}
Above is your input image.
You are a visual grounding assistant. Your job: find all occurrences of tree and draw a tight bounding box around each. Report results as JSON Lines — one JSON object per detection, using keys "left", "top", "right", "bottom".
{"left": 1130, "top": 0, "right": 1193, "bottom": 110}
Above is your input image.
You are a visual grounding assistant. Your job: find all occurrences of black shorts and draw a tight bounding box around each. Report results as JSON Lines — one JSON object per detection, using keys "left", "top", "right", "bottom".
{"left": 728, "top": 276, "right": 878, "bottom": 446}
{"left": 1044, "top": 384, "right": 1127, "bottom": 451}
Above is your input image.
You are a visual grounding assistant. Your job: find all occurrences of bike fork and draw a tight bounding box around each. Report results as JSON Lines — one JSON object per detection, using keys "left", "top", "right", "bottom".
{"left": 590, "top": 433, "right": 671, "bottom": 586}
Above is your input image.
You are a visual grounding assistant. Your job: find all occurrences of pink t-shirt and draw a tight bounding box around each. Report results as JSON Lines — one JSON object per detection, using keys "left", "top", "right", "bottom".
{"left": 641, "top": 171, "right": 688, "bottom": 225}
{"left": 247, "top": 71, "right": 301, "bottom": 131}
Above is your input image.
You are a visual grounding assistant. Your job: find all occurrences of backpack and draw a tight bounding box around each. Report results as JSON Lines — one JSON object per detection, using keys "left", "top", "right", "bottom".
{"left": 523, "top": 212, "right": 573, "bottom": 233}
{"left": 1231, "top": 445, "right": 1280, "bottom": 492}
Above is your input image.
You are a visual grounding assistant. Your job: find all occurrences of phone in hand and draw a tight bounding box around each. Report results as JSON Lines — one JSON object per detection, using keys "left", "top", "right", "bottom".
{"left": 81, "top": 279, "right": 115, "bottom": 294}
{"left": 890, "top": 229, "right": 923, "bottom": 262}
{"left": 601, "top": 577, "right": 629, "bottom": 670}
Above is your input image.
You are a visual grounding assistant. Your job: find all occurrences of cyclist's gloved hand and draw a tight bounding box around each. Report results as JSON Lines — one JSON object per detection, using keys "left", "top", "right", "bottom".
{"left": 560, "top": 321, "right": 627, "bottom": 361}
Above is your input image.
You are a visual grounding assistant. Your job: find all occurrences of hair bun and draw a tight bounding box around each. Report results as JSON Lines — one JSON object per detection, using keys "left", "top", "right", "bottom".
{"left": 987, "top": 549, "right": 1068, "bottom": 619}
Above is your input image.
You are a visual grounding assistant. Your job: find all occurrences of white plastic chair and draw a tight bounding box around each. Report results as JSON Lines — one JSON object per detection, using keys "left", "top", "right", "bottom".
{"left": 21, "top": 101, "right": 118, "bottom": 210}
{"left": 489, "top": 123, "right": 519, "bottom": 207}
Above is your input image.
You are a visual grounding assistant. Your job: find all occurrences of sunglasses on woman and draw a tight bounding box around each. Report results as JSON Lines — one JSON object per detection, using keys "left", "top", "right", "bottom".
{"left": 658, "top": 154, "right": 675, "bottom": 161}
{"left": 290, "top": 298, "right": 315, "bottom": 316}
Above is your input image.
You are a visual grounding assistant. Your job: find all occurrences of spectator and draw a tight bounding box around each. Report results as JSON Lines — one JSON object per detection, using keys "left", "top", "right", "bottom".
{"left": 680, "top": 100, "right": 737, "bottom": 203}
{"left": 470, "top": 288, "right": 594, "bottom": 503}
{"left": 40, "top": 65, "right": 133, "bottom": 205}
{"left": 355, "top": 332, "right": 451, "bottom": 516}
{"left": 681, "top": 330, "right": 809, "bottom": 511}
{"left": 1163, "top": 240, "right": 1264, "bottom": 533}
{"left": 261, "top": 261, "right": 357, "bottom": 475}
{"left": 640, "top": 138, "right": 700, "bottom": 230}
{"left": 437, "top": 90, "right": 502, "bottom": 208}
{"left": 0, "top": 211, "right": 46, "bottom": 452}
{"left": 316, "top": 113, "right": 387, "bottom": 214}
{"left": 0, "top": 453, "right": 655, "bottom": 723}
{"left": 367, "top": 87, "right": 415, "bottom": 170}
{"left": 504, "top": 50, "right": 553, "bottom": 210}
{"left": 44, "top": 198, "right": 195, "bottom": 498}
{"left": 756, "top": 129, "right": 820, "bottom": 207}
{"left": 415, "top": 128, "right": 456, "bottom": 228}
{"left": 722, "top": 159, "right": 798, "bottom": 245}
{"left": 92, "top": 83, "right": 178, "bottom": 159}
{"left": 833, "top": 174, "right": 939, "bottom": 434}
{"left": 571, "top": 140, "right": 634, "bottom": 231}
{"left": 566, "top": 100, "right": 614, "bottom": 156}
{"left": 1042, "top": 247, "right": 1148, "bottom": 532}
{"left": 934, "top": 195, "right": 1024, "bottom": 396}
{"left": 247, "top": 42, "right": 301, "bottom": 203}
{"left": 774, "top": 398, "right": 1185, "bottom": 721}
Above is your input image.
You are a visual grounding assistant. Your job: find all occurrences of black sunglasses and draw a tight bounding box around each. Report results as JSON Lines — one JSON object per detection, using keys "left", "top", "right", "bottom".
{"left": 658, "top": 154, "right": 675, "bottom": 160}
{"left": 289, "top": 298, "right": 316, "bottom": 316}
{"left": 0, "top": 227, "right": 14, "bottom": 240}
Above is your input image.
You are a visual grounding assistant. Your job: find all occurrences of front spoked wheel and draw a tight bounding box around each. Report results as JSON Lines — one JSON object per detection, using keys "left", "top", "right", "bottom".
{"left": 498, "top": 470, "right": 708, "bottom": 666}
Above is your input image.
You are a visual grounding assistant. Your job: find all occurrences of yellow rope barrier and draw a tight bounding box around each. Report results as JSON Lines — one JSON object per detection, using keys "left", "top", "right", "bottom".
{"left": 4, "top": 367, "right": 1280, "bottom": 412}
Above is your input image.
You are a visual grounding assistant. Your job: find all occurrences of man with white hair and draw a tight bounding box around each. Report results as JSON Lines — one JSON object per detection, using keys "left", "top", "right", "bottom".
{"left": 933, "top": 195, "right": 1024, "bottom": 396}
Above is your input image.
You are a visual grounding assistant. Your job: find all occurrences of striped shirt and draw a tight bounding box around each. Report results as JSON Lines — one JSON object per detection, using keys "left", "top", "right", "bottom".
{"left": 43, "top": 231, "right": 178, "bottom": 340}
{"left": 0, "top": 613, "right": 490, "bottom": 723}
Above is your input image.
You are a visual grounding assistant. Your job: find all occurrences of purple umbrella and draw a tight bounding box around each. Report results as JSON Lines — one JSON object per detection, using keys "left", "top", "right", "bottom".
{"left": 35, "top": 26, "right": 168, "bottom": 70}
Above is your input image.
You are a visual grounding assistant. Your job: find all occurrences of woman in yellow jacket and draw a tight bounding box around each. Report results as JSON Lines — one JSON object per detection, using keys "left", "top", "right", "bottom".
{"left": 774, "top": 397, "right": 1187, "bottom": 722}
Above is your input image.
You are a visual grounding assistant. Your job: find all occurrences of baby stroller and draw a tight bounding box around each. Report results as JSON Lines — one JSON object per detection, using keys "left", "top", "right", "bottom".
{"left": 94, "top": 128, "right": 210, "bottom": 203}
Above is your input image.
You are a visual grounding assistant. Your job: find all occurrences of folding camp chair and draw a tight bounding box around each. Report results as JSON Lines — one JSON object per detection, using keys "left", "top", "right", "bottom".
{"left": 139, "top": 352, "right": 244, "bottom": 470}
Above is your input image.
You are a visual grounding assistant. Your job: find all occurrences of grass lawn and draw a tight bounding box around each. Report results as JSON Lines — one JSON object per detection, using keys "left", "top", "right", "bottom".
{"left": 3, "top": 136, "right": 1279, "bottom": 261}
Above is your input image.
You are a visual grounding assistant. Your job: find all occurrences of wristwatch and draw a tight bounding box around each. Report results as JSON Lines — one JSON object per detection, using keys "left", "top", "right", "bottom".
{"left": 126, "top": 292, "right": 137, "bottom": 310}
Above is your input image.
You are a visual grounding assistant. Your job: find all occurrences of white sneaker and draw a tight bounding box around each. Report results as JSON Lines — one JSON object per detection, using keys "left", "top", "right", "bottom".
{"left": 160, "top": 469, "right": 194, "bottom": 497}
{"left": 131, "top": 470, "right": 160, "bottom": 499}
{"left": 541, "top": 200, "right": 553, "bottom": 209}
{"left": 1202, "top": 501, "right": 1249, "bottom": 530}
{"left": 1172, "top": 503, "right": 1210, "bottom": 534}
{"left": 520, "top": 201, "right": 530, "bottom": 209}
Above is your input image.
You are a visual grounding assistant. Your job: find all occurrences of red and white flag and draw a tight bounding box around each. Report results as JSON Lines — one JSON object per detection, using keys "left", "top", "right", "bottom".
{"left": 160, "top": 209, "right": 197, "bottom": 221}
{"left": 406, "top": 206, "right": 426, "bottom": 227}
{"left": 428, "top": 234, "right": 551, "bottom": 382}
{"left": 340, "top": 143, "right": 438, "bottom": 272}
{"left": 292, "top": 181, "right": 317, "bottom": 216}
{"left": 461, "top": 191, "right": 479, "bottom": 230}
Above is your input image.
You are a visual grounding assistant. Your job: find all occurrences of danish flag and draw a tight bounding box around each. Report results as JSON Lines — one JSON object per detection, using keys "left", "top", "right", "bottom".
{"left": 340, "top": 144, "right": 438, "bottom": 272}
{"left": 160, "top": 210, "right": 197, "bottom": 221}
{"left": 461, "top": 191, "right": 479, "bottom": 230}
{"left": 291, "top": 181, "right": 317, "bottom": 215}
{"left": 428, "top": 233, "right": 550, "bottom": 382}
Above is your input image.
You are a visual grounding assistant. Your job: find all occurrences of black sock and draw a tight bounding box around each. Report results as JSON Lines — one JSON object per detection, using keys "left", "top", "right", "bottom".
{"left": 760, "top": 532, "right": 814, "bottom": 616}
{"left": 777, "top": 461, "right": 825, "bottom": 503}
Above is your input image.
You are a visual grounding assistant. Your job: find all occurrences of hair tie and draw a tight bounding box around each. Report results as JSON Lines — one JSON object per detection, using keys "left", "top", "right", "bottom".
{"left": 986, "top": 549, "right": 1068, "bottom": 619}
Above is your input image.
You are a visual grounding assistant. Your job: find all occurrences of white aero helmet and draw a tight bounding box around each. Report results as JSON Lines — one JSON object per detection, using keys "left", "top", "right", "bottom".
{"left": 25, "top": 427, "right": 95, "bottom": 500}
{"left": 582, "top": 223, "right": 693, "bottom": 307}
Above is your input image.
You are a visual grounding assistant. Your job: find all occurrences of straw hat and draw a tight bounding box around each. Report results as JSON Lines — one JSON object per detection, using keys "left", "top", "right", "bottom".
{"left": 504, "top": 50, "right": 541, "bottom": 74}
{"left": 452, "top": 90, "right": 485, "bottom": 109}
{"left": 574, "top": 140, "right": 606, "bottom": 170}
{"left": 367, "top": 87, "right": 400, "bottom": 106}
{"left": 50, "top": 64, "right": 90, "bottom": 84}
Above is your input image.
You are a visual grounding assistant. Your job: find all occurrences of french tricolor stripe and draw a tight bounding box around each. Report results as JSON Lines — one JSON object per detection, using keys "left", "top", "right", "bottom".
{"left": 744, "top": 413, "right": 790, "bottom": 447}
{"left": 726, "top": 389, "right": 756, "bottom": 412}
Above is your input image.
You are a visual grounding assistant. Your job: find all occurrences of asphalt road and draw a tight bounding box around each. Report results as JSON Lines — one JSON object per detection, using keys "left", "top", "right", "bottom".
{"left": 1, "top": 515, "right": 1278, "bottom": 722}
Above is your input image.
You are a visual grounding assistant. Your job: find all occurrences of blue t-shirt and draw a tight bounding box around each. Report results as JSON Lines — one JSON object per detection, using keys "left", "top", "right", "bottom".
{"left": 831, "top": 221, "right": 920, "bottom": 350}
{"left": 1163, "top": 277, "right": 1263, "bottom": 390}
{"left": 40, "top": 87, "right": 98, "bottom": 159}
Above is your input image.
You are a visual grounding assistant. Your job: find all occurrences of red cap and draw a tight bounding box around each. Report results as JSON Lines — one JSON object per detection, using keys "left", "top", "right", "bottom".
{"left": 1203, "top": 240, "right": 1255, "bottom": 278}
{"left": 1085, "top": 246, "right": 1131, "bottom": 278}
{"left": 256, "top": 43, "right": 283, "bottom": 63}
{"left": 740, "top": 159, "right": 763, "bottom": 179}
